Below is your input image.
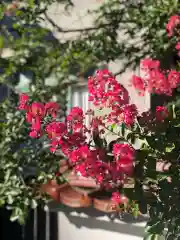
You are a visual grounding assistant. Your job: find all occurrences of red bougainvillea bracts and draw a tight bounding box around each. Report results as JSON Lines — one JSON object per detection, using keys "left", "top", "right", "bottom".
{"left": 18, "top": 69, "right": 139, "bottom": 191}
{"left": 131, "top": 17, "right": 180, "bottom": 97}
{"left": 18, "top": 15, "right": 180, "bottom": 205}
{"left": 18, "top": 68, "right": 170, "bottom": 191}
{"left": 166, "top": 15, "right": 180, "bottom": 37}
{"left": 132, "top": 59, "right": 180, "bottom": 96}
{"left": 176, "top": 42, "right": 180, "bottom": 56}
{"left": 111, "top": 192, "right": 129, "bottom": 205}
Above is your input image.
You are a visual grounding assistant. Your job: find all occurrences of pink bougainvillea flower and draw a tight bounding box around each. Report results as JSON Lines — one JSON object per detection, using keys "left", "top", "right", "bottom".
{"left": 122, "top": 104, "right": 138, "bottom": 126}
{"left": 70, "top": 145, "right": 90, "bottom": 164}
{"left": 49, "top": 139, "right": 60, "bottom": 153}
{"left": 45, "top": 102, "right": 59, "bottom": 118}
{"left": 45, "top": 122, "right": 66, "bottom": 139}
{"left": 66, "top": 107, "right": 85, "bottom": 133}
{"left": 136, "top": 58, "right": 180, "bottom": 95}
{"left": 31, "top": 102, "right": 45, "bottom": 118}
{"left": 156, "top": 106, "right": 169, "bottom": 121}
{"left": 19, "top": 93, "right": 29, "bottom": 103}
{"left": 166, "top": 15, "right": 180, "bottom": 37}
{"left": 176, "top": 42, "right": 180, "bottom": 50}
{"left": 31, "top": 118, "right": 41, "bottom": 131}
{"left": 28, "top": 117, "right": 42, "bottom": 138}
{"left": 108, "top": 104, "right": 137, "bottom": 126}
{"left": 18, "top": 103, "right": 28, "bottom": 110}
{"left": 113, "top": 143, "right": 134, "bottom": 160}
{"left": 74, "top": 162, "right": 88, "bottom": 177}
{"left": 111, "top": 192, "right": 121, "bottom": 204}
{"left": 88, "top": 69, "right": 129, "bottom": 108}
{"left": 117, "top": 157, "right": 134, "bottom": 176}
{"left": 29, "top": 130, "right": 39, "bottom": 138}
{"left": 141, "top": 58, "right": 160, "bottom": 70}
{"left": 18, "top": 93, "right": 29, "bottom": 110}
{"left": 176, "top": 42, "right": 180, "bottom": 56}
{"left": 67, "top": 107, "right": 84, "bottom": 121}
{"left": 131, "top": 75, "right": 145, "bottom": 95}
{"left": 26, "top": 111, "right": 34, "bottom": 123}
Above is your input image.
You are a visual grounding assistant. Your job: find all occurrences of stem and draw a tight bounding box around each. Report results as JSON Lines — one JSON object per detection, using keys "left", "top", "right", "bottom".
{"left": 44, "top": 12, "right": 112, "bottom": 33}
{"left": 135, "top": 118, "right": 144, "bottom": 134}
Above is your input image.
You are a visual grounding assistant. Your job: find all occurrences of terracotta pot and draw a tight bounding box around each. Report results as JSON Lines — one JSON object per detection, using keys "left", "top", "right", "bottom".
{"left": 41, "top": 160, "right": 99, "bottom": 207}
{"left": 58, "top": 160, "right": 99, "bottom": 207}
{"left": 42, "top": 160, "right": 171, "bottom": 211}
{"left": 59, "top": 184, "right": 92, "bottom": 208}
{"left": 93, "top": 197, "right": 119, "bottom": 212}
{"left": 59, "top": 159, "right": 100, "bottom": 192}
{"left": 41, "top": 180, "right": 61, "bottom": 201}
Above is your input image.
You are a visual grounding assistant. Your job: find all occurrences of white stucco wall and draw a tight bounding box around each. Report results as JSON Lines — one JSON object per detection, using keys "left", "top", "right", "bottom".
{"left": 48, "top": 202, "right": 148, "bottom": 240}
{"left": 42, "top": 0, "right": 150, "bottom": 113}
{"left": 57, "top": 211, "right": 146, "bottom": 240}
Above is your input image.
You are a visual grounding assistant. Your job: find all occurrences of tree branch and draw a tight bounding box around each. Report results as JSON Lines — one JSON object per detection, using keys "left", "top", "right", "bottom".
{"left": 44, "top": 12, "right": 114, "bottom": 33}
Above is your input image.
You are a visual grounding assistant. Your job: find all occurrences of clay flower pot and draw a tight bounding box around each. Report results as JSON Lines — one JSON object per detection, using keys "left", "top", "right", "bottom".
{"left": 41, "top": 159, "right": 99, "bottom": 208}
{"left": 93, "top": 197, "right": 119, "bottom": 212}
{"left": 58, "top": 160, "right": 100, "bottom": 207}
{"left": 41, "top": 179, "right": 62, "bottom": 202}
{"left": 59, "top": 184, "right": 92, "bottom": 208}
{"left": 42, "top": 159, "right": 171, "bottom": 212}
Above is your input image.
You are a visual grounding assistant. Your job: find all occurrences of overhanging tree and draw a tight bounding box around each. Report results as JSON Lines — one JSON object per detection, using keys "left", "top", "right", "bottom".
{"left": 0, "top": 0, "right": 180, "bottom": 226}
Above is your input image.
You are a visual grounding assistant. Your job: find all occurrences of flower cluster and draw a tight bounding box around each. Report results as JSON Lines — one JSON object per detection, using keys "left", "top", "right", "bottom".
{"left": 88, "top": 69, "right": 138, "bottom": 126}
{"left": 18, "top": 64, "right": 170, "bottom": 199}
{"left": 18, "top": 66, "right": 141, "bottom": 190}
{"left": 19, "top": 90, "right": 135, "bottom": 189}
{"left": 88, "top": 69, "right": 129, "bottom": 108}
{"left": 132, "top": 59, "right": 180, "bottom": 96}
{"left": 18, "top": 96, "right": 59, "bottom": 138}
{"left": 131, "top": 16, "right": 180, "bottom": 96}
{"left": 166, "top": 15, "right": 180, "bottom": 37}
{"left": 166, "top": 15, "right": 180, "bottom": 61}
{"left": 18, "top": 15, "right": 179, "bottom": 205}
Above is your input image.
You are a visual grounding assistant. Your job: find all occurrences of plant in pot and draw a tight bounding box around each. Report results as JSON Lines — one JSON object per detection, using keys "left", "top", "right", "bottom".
{"left": 17, "top": 15, "right": 180, "bottom": 239}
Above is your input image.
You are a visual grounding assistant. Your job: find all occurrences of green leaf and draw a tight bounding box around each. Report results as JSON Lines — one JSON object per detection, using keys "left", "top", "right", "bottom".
{"left": 172, "top": 104, "right": 176, "bottom": 119}
{"left": 10, "top": 214, "right": 19, "bottom": 222}
{"left": 0, "top": 199, "right": 5, "bottom": 206}
{"left": 31, "top": 199, "right": 38, "bottom": 209}
{"left": 93, "top": 132, "right": 104, "bottom": 148}
{"left": 18, "top": 214, "right": 26, "bottom": 225}
{"left": 145, "top": 221, "right": 164, "bottom": 235}
{"left": 10, "top": 209, "right": 20, "bottom": 222}
{"left": 7, "top": 195, "right": 14, "bottom": 204}
{"left": 5, "top": 169, "right": 11, "bottom": 183}
{"left": 144, "top": 233, "right": 161, "bottom": 240}
{"left": 166, "top": 234, "right": 175, "bottom": 240}
{"left": 111, "top": 123, "right": 117, "bottom": 131}
{"left": 132, "top": 203, "right": 139, "bottom": 218}
{"left": 0, "top": 36, "right": 4, "bottom": 49}
{"left": 24, "top": 198, "right": 30, "bottom": 206}
{"left": 127, "top": 132, "right": 136, "bottom": 144}
{"left": 165, "top": 143, "right": 175, "bottom": 153}
{"left": 28, "top": 0, "right": 35, "bottom": 8}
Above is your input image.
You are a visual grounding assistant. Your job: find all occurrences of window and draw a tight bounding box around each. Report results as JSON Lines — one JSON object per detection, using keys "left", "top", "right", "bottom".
{"left": 68, "top": 82, "right": 91, "bottom": 126}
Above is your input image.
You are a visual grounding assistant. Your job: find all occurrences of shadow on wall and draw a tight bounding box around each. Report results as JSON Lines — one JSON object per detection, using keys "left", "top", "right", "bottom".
{"left": 49, "top": 202, "right": 148, "bottom": 238}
